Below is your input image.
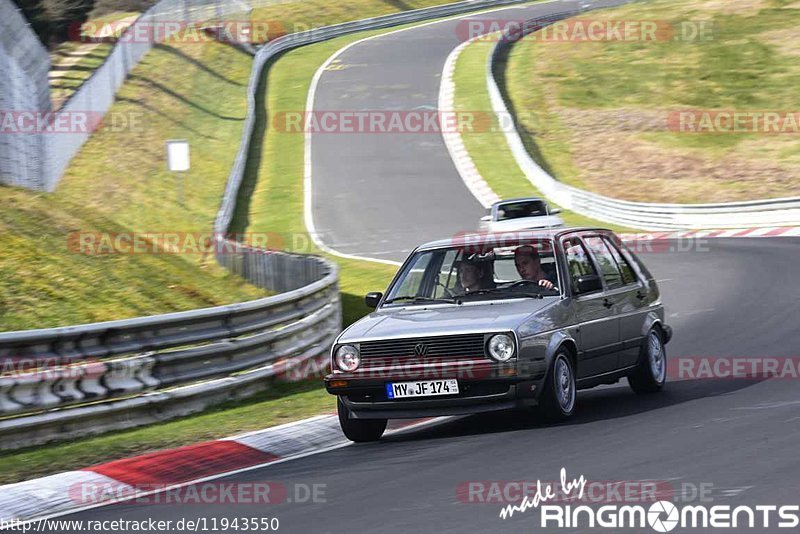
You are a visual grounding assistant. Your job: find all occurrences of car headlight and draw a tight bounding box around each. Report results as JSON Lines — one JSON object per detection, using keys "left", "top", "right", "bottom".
{"left": 487, "top": 334, "right": 515, "bottom": 362}
{"left": 335, "top": 345, "right": 360, "bottom": 372}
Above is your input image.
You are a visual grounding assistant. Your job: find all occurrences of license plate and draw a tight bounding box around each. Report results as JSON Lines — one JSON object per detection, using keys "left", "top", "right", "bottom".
{"left": 386, "top": 379, "right": 459, "bottom": 399}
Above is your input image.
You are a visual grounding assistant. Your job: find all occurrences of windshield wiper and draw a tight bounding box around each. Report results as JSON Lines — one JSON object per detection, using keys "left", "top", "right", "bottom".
{"left": 383, "top": 295, "right": 455, "bottom": 304}
{"left": 458, "top": 288, "right": 544, "bottom": 300}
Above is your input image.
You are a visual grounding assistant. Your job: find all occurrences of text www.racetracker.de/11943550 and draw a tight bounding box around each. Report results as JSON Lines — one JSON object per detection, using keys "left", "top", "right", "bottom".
{"left": 0, "top": 517, "right": 280, "bottom": 533}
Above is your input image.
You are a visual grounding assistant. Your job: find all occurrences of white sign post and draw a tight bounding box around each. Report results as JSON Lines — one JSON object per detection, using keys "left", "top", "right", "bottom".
{"left": 166, "top": 140, "right": 190, "bottom": 206}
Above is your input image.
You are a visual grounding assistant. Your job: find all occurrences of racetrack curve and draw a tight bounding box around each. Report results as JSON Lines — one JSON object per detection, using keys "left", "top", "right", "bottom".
{"left": 308, "top": 0, "right": 629, "bottom": 262}
{"left": 55, "top": 0, "right": 800, "bottom": 531}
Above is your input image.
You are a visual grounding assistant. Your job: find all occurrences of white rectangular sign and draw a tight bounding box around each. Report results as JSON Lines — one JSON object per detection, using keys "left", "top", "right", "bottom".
{"left": 166, "top": 140, "right": 190, "bottom": 172}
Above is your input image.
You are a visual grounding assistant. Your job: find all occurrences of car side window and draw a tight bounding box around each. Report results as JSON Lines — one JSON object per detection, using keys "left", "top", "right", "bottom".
{"left": 602, "top": 237, "right": 637, "bottom": 286}
{"left": 584, "top": 236, "right": 624, "bottom": 290}
{"left": 562, "top": 237, "right": 599, "bottom": 291}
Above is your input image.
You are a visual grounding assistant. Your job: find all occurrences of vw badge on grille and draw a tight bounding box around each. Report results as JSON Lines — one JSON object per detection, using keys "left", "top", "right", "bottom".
{"left": 414, "top": 343, "right": 429, "bottom": 357}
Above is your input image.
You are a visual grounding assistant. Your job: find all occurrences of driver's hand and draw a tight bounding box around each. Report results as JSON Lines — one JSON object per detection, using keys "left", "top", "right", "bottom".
{"left": 538, "top": 279, "right": 554, "bottom": 290}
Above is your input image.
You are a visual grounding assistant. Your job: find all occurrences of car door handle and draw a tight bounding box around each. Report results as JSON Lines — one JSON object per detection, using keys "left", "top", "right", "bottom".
{"left": 635, "top": 291, "right": 646, "bottom": 300}
{"left": 602, "top": 298, "right": 613, "bottom": 308}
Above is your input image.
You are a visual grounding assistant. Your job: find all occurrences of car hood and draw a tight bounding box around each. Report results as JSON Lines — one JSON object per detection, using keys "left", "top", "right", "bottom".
{"left": 339, "top": 298, "right": 557, "bottom": 343}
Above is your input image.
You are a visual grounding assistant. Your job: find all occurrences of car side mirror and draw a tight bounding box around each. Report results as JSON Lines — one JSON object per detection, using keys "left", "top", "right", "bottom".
{"left": 480, "top": 215, "right": 491, "bottom": 222}
{"left": 575, "top": 275, "right": 602, "bottom": 294}
{"left": 549, "top": 208, "right": 561, "bottom": 215}
{"left": 365, "top": 292, "right": 383, "bottom": 309}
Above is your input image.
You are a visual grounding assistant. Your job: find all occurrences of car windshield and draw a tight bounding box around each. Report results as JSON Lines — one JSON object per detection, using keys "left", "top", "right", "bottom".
{"left": 496, "top": 200, "right": 548, "bottom": 221}
{"left": 383, "top": 239, "right": 561, "bottom": 306}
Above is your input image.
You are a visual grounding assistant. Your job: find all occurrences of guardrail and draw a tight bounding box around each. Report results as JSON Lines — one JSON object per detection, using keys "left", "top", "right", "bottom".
{"left": 0, "top": 250, "right": 340, "bottom": 450}
{"left": 0, "top": 0, "right": 535, "bottom": 451}
{"left": 486, "top": 11, "right": 800, "bottom": 230}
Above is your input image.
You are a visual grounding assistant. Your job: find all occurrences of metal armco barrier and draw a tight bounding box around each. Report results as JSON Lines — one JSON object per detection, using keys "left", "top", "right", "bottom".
{"left": 0, "top": 259, "right": 340, "bottom": 449}
{"left": 486, "top": 10, "right": 800, "bottom": 230}
{"left": 0, "top": 0, "right": 535, "bottom": 451}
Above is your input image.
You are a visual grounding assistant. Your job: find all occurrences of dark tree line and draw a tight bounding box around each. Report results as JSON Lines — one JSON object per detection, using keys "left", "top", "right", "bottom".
{"left": 13, "top": 0, "right": 96, "bottom": 46}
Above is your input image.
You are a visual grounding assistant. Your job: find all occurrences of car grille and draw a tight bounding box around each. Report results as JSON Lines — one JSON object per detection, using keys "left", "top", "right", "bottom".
{"left": 359, "top": 334, "right": 487, "bottom": 362}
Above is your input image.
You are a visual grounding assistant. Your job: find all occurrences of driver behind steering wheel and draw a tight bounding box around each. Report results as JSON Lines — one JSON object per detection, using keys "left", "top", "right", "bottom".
{"left": 514, "top": 245, "right": 557, "bottom": 291}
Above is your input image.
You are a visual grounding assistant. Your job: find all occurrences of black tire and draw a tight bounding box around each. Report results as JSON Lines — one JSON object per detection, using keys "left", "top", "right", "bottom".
{"left": 539, "top": 351, "right": 577, "bottom": 422}
{"left": 337, "top": 396, "right": 387, "bottom": 442}
{"left": 628, "top": 328, "right": 667, "bottom": 394}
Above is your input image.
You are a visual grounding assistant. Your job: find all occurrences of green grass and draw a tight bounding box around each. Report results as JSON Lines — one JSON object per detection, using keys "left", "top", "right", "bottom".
{"left": 1, "top": 40, "right": 265, "bottom": 331}
{"left": 0, "top": 14, "right": 460, "bottom": 483}
{"left": 49, "top": 12, "right": 140, "bottom": 108}
{"left": 502, "top": 0, "right": 800, "bottom": 202}
{"left": 50, "top": 42, "right": 115, "bottom": 109}
{"left": 453, "top": 38, "right": 635, "bottom": 233}
{"left": 0, "top": 380, "right": 334, "bottom": 485}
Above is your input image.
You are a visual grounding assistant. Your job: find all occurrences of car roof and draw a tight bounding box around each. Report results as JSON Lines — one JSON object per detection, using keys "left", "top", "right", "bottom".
{"left": 492, "top": 197, "right": 547, "bottom": 207}
{"left": 416, "top": 227, "right": 613, "bottom": 252}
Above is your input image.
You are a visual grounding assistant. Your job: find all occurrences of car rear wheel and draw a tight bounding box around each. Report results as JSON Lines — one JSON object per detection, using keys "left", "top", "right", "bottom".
{"left": 628, "top": 328, "right": 667, "bottom": 394}
{"left": 337, "top": 397, "right": 387, "bottom": 442}
{"left": 539, "top": 352, "right": 576, "bottom": 421}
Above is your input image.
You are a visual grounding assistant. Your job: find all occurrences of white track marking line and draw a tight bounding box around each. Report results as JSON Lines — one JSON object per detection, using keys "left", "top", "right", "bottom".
{"left": 304, "top": 2, "right": 556, "bottom": 265}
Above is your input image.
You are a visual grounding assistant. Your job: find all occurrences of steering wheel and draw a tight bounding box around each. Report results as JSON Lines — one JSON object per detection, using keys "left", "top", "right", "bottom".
{"left": 435, "top": 280, "right": 455, "bottom": 299}
{"left": 506, "top": 279, "right": 558, "bottom": 292}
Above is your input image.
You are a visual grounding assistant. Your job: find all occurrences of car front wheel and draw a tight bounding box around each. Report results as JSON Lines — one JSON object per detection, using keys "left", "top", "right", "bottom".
{"left": 539, "top": 351, "right": 576, "bottom": 421}
{"left": 628, "top": 328, "right": 667, "bottom": 394}
{"left": 337, "top": 397, "right": 387, "bottom": 442}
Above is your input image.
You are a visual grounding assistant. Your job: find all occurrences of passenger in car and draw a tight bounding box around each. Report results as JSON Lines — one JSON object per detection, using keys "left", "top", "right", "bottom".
{"left": 455, "top": 256, "right": 496, "bottom": 295}
{"left": 514, "top": 245, "right": 557, "bottom": 290}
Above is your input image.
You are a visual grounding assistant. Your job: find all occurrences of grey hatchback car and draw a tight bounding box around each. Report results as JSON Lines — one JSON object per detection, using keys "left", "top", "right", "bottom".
{"left": 325, "top": 228, "right": 672, "bottom": 442}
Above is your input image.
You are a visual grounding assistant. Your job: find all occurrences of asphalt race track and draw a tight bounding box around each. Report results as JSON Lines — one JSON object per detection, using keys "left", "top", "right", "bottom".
{"left": 310, "top": 0, "right": 630, "bottom": 262}
{"left": 56, "top": 238, "right": 800, "bottom": 533}
{"left": 56, "top": 1, "right": 800, "bottom": 532}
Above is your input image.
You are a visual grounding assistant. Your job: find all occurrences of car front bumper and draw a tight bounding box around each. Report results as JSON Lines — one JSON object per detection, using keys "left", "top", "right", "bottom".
{"left": 325, "top": 375, "right": 545, "bottom": 419}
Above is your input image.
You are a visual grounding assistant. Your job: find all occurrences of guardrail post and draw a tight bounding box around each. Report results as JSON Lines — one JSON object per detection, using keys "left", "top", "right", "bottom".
{"left": 0, "top": 377, "right": 23, "bottom": 414}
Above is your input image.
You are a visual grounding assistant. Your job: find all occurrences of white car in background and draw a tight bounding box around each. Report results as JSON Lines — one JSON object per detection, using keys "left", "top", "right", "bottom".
{"left": 480, "top": 197, "right": 564, "bottom": 232}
